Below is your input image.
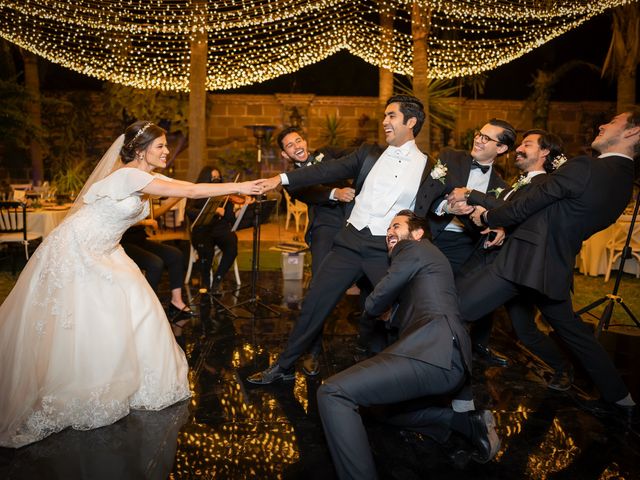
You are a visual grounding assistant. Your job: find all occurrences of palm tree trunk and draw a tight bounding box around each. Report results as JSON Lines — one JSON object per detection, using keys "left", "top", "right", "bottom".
{"left": 411, "top": 1, "right": 431, "bottom": 151}
{"left": 188, "top": 2, "right": 208, "bottom": 181}
{"left": 378, "top": 0, "right": 394, "bottom": 143}
{"left": 22, "top": 50, "right": 43, "bottom": 185}
{"left": 614, "top": 4, "right": 638, "bottom": 111}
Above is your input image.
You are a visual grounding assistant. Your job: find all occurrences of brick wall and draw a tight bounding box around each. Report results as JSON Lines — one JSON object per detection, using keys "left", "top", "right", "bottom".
{"left": 2, "top": 92, "right": 616, "bottom": 182}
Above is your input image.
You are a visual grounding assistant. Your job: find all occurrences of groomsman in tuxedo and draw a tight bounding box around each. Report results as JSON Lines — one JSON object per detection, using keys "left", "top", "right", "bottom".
{"left": 247, "top": 95, "right": 445, "bottom": 384}
{"left": 430, "top": 119, "right": 515, "bottom": 366}
{"left": 317, "top": 210, "right": 500, "bottom": 479}
{"left": 277, "top": 126, "right": 355, "bottom": 375}
{"left": 461, "top": 110, "right": 640, "bottom": 418}
{"left": 450, "top": 129, "right": 575, "bottom": 391}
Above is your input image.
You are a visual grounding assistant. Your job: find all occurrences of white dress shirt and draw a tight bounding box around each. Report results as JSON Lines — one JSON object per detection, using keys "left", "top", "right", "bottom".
{"left": 282, "top": 140, "right": 427, "bottom": 236}
{"left": 437, "top": 162, "right": 493, "bottom": 233}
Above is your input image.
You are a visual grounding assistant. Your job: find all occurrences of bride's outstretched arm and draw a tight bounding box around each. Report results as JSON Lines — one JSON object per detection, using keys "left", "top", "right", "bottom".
{"left": 141, "top": 178, "right": 264, "bottom": 198}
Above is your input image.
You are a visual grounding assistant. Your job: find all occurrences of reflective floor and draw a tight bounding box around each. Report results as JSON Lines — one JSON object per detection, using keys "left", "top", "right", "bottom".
{"left": 1, "top": 270, "right": 639, "bottom": 480}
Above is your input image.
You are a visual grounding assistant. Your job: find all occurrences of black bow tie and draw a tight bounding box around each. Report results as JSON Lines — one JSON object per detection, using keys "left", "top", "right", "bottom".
{"left": 471, "top": 160, "right": 490, "bottom": 174}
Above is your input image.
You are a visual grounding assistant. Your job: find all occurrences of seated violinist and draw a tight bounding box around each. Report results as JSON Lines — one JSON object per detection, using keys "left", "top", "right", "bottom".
{"left": 121, "top": 197, "right": 194, "bottom": 329}
{"left": 186, "top": 166, "right": 244, "bottom": 291}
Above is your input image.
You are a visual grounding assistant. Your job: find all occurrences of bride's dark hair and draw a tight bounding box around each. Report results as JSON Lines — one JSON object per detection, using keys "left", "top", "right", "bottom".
{"left": 120, "top": 121, "right": 166, "bottom": 163}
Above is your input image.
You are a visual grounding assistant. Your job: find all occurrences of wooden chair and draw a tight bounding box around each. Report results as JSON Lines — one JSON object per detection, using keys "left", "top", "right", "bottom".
{"left": 282, "top": 189, "right": 308, "bottom": 232}
{"left": 0, "top": 201, "right": 43, "bottom": 274}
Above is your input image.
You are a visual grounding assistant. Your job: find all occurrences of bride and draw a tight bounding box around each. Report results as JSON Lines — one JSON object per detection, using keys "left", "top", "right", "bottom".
{"left": 0, "top": 121, "right": 265, "bottom": 448}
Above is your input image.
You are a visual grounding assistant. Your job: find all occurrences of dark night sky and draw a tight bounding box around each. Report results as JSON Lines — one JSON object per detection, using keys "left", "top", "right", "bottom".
{"left": 38, "top": 12, "right": 634, "bottom": 102}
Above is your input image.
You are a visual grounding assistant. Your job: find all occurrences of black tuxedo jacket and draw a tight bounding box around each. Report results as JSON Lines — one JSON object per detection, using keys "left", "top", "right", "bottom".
{"left": 486, "top": 155, "right": 634, "bottom": 300}
{"left": 285, "top": 143, "right": 444, "bottom": 222}
{"left": 429, "top": 148, "right": 507, "bottom": 240}
{"left": 285, "top": 150, "right": 351, "bottom": 244}
{"left": 364, "top": 240, "right": 472, "bottom": 371}
{"left": 460, "top": 174, "right": 547, "bottom": 272}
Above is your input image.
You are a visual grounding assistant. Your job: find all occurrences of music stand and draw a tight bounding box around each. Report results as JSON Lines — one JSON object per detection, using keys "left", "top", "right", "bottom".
{"left": 190, "top": 199, "right": 249, "bottom": 318}
{"left": 228, "top": 198, "right": 280, "bottom": 319}
{"left": 576, "top": 184, "right": 640, "bottom": 336}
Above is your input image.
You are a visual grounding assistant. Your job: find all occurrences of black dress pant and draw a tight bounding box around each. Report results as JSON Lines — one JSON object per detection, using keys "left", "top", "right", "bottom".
{"left": 192, "top": 227, "right": 238, "bottom": 286}
{"left": 457, "top": 264, "right": 629, "bottom": 403}
{"left": 122, "top": 239, "right": 184, "bottom": 292}
{"left": 317, "top": 348, "right": 466, "bottom": 480}
{"left": 277, "top": 224, "right": 389, "bottom": 369}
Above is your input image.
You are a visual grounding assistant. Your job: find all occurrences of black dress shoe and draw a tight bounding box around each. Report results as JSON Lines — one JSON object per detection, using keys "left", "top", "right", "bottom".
{"left": 473, "top": 343, "right": 509, "bottom": 367}
{"left": 547, "top": 364, "right": 574, "bottom": 391}
{"left": 575, "top": 398, "right": 639, "bottom": 425}
{"left": 301, "top": 354, "right": 320, "bottom": 376}
{"left": 468, "top": 410, "right": 501, "bottom": 463}
{"left": 247, "top": 363, "right": 296, "bottom": 385}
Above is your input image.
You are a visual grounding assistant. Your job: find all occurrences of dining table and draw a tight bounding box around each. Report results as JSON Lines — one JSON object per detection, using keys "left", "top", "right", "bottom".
{"left": 25, "top": 204, "right": 72, "bottom": 238}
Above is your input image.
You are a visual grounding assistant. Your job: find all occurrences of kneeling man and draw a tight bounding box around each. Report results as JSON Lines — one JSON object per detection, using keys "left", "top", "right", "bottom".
{"left": 317, "top": 210, "right": 500, "bottom": 480}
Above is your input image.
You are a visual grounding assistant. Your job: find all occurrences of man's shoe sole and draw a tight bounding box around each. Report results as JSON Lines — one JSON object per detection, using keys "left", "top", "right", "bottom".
{"left": 471, "top": 410, "right": 501, "bottom": 464}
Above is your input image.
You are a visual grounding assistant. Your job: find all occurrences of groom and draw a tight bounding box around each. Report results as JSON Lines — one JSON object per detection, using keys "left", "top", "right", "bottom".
{"left": 247, "top": 94, "right": 445, "bottom": 384}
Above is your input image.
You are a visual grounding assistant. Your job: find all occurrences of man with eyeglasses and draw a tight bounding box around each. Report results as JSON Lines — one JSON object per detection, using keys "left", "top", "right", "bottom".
{"left": 428, "top": 119, "right": 516, "bottom": 371}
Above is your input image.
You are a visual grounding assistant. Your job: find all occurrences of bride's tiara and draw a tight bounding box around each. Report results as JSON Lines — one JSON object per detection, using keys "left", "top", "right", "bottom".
{"left": 126, "top": 122, "right": 153, "bottom": 148}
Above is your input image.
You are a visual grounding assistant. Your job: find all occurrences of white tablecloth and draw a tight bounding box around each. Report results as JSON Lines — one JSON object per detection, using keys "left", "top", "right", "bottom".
{"left": 577, "top": 214, "right": 638, "bottom": 276}
{"left": 26, "top": 207, "right": 70, "bottom": 238}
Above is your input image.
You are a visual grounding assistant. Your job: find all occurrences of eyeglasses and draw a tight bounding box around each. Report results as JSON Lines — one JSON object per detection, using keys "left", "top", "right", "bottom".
{"left": 474, "top": 130, "right": 501, "bottom": 145}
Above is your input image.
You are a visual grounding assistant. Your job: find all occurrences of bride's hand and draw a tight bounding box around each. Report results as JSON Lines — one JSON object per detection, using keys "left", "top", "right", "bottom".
{"left": 237, "top": 180, "right": 264, "bottom": 196}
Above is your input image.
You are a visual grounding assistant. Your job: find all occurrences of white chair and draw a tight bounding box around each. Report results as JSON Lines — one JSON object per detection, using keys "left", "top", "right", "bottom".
{"left": 0, "top": 201, "right": 42, "bottom": 274}
{"left": 184, "top": 203, "right": 247, "bottom": 287}
{"left": 282, "top": 189, "right": 308, "bottom": 232}
{"left": 603, "top": 220, "right": 640, "bottom": 282}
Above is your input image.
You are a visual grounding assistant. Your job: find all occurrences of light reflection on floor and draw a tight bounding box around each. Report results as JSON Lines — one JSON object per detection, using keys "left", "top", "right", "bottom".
{"left": 1, "top": 271, "right": 639, "bottom": 480}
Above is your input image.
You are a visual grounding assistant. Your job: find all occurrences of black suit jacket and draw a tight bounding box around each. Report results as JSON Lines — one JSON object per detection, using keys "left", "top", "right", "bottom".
{"left": 486, "top": 155, "right": 634, "bottom": 300}
{"left": 285, "top": 150, "right": 351, "bottom": 244}
{"left": 364, "top": 240, "right": 472, "bottom": 372}
{"left": 285, "top": 143, "right": 444, "bottom": 222}
{"left": 459, "top": 173, "right": 547, "bottom": 274}
{"left": 429, "top": 148, "right": 507, "bottom": 240}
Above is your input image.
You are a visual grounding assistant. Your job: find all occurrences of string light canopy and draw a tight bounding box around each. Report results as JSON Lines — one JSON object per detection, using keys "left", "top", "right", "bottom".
{"left": 0, "top": 0, "right": 635, "bottom": 91}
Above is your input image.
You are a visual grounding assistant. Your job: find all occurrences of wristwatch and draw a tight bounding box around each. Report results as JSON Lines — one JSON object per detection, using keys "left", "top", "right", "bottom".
{"left": 464, "top": 189, "right": 472, "bottom": 200}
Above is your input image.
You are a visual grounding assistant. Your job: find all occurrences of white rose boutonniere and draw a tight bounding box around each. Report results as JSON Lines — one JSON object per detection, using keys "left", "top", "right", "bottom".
{"left": 310, "top": 152, "right": 324, "bottom": 165}
{"left": 488, "top": 187, "right": 505, "bottom": 198}
{"left": 551, "top": 154, "right": 567, "bottom": 170}
{"left": 511, "top": 174, "right": 531, "bottom": 192}
{"left": 430, "top": 159, "right": 448, "bottom": 184}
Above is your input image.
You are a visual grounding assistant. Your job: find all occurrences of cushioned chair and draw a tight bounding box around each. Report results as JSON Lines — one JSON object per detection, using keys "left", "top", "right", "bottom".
{"left": 0, "top": 201, "right": 43, "bottom": 274}
{"left": 282, "top": 189, "right": 308, "bottom": 232}
{"left": 603, "top": 220, "right": 640, "bottom": 282}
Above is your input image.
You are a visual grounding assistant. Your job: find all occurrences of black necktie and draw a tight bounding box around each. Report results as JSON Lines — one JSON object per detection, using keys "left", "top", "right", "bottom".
{"left": 471, "top": 160, "right": 490, "bottom": 174}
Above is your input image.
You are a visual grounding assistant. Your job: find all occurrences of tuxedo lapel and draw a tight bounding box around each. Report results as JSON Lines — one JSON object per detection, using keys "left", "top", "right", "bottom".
{"left": 354, "top": 145, "right": 383, "bottom": 194}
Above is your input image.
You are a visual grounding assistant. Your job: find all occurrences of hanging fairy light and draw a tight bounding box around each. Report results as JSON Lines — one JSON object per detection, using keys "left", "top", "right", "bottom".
{"left": 0, "top": 0, "right": 635, "bottom": 91}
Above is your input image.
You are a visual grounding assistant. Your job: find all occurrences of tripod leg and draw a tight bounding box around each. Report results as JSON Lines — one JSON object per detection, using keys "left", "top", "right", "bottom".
{"left": 575, "top": 296, "right": 608, "bottom": 315}
{"left": 618, "top": 300, "right": 640, "bottom": 328}
{"left": 595, "top": 300, "right": 614, "bottom": 338}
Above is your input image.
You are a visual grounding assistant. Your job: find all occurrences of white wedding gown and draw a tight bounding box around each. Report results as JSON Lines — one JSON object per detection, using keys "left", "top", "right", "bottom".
{"left": 0, "top": 168, "right": 191, "bottom": 448}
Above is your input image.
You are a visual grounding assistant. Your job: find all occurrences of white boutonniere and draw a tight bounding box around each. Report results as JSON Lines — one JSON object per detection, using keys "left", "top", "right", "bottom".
{"left": 310, "top": 152, "right": 324, "bottom": 165}
{"left": 430, "top": 159, "right": 448, "bottom": 184}
{"left": 551, "top": 154, "right": 567, "bottom": 170}
{"left": 511, "top": 174, "right": 531, "bottom": 192}
{"left": 488, "top": 187, "right": 505, "bottom": 198}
